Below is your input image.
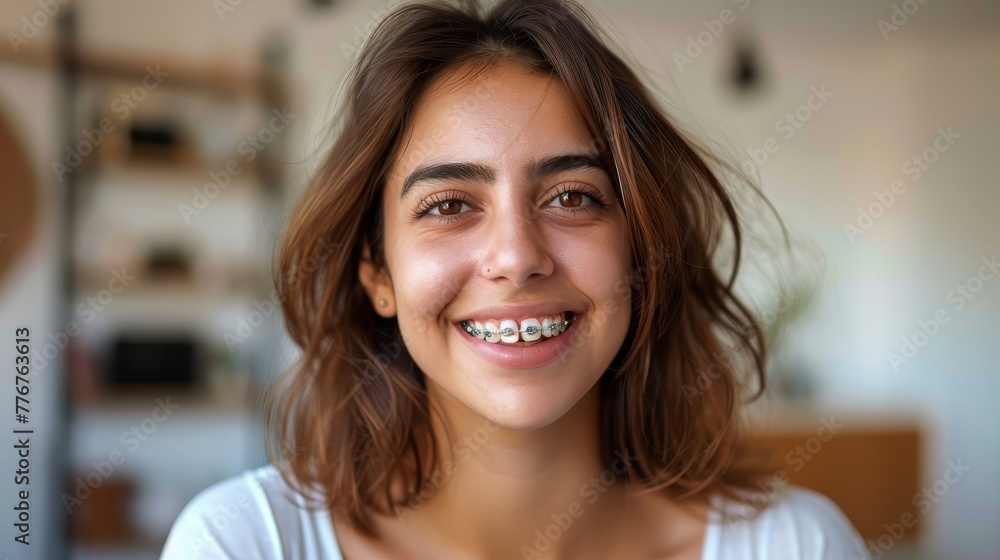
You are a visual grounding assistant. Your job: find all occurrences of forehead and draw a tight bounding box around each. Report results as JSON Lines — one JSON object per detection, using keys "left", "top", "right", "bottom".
{"left": 387, "top": 62, "right": 597, "bottom": 185}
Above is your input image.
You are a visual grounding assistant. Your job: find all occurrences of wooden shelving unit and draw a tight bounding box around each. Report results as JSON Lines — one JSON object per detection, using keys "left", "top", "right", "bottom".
{"left": 15, "top": 7, "right": 299, "bottom": 557}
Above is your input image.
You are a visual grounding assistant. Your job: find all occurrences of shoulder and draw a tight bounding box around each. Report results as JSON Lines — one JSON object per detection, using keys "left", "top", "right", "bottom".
{"left": 160, "top": 464, "right": 340, "bottom": 560}
{"left": 705, "top": 485, "right": 868, "bottom": 560}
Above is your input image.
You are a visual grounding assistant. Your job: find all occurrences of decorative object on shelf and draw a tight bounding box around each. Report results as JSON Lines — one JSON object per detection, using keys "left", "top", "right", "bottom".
{"left": 145, "top": 242, "right": 195, "bottom": 282}
{"left": 106, "top": 334, "right": 201, "bottom": 387}
{"left": 126, "top": 120, "right": 187, "bottom": 164}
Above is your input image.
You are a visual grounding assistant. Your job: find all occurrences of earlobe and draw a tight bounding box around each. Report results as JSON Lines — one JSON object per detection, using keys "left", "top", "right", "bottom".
{"left": 358, "top": 252, "right": 396, "bottom": 317}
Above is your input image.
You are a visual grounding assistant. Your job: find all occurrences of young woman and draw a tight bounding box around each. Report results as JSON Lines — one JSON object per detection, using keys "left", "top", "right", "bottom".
{"left": 162, "top": 0, "right": 867, "bottom": 558}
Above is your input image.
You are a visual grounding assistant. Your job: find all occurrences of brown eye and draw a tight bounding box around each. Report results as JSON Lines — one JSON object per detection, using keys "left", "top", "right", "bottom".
{"left": 557, "top": 192, "right": 583, "bottom": 208}
{"left": 437, "top": 200, "right": 462, "bottom": 215}
{"left": 546, "top": 185, "right": 607, "bottom": 214}
{"left": 417, "top": 194, "right": 472, "bottom": 221}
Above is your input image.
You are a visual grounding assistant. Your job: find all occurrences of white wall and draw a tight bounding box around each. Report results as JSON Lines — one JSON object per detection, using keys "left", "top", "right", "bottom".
{"left": 584, "top": 1, "right": 999, "bottom": 557}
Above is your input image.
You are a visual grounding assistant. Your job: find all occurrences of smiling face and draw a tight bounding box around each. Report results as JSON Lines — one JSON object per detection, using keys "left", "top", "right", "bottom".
{"left": 359, "top": 61, "right": 633, "bottom": 430}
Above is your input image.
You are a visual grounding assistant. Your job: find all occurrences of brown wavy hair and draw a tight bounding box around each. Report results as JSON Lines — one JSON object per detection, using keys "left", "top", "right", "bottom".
{"left": 266, "top": 0, "right": 785, "bottom": 535}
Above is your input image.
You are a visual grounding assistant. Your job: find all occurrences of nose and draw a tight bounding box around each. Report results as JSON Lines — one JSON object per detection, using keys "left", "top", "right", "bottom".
{"left": 480, "top": 200, "right": 554, "bottom": 288}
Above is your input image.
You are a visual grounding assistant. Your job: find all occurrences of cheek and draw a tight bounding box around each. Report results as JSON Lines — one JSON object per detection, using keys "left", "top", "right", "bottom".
{"left": 383, "top": 206, "right": 466, "bottom": 315}
{"left": 391, "top": 236, "right": 475, "bottom": 331}
{"left": 560, "top": 230, "right": 630, "bottom": 290}
{"left": 559, "top": 233, "right": 633, "bottom": 334}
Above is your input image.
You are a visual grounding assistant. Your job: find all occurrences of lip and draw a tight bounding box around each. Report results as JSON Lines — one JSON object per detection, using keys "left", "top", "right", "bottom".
{"left": 454, "top": 312, "right": 584, "bottom": 370}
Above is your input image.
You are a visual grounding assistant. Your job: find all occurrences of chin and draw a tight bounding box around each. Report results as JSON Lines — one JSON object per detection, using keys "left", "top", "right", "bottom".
{"left": 468, "top": 381, "right": 595, "bottom": 431}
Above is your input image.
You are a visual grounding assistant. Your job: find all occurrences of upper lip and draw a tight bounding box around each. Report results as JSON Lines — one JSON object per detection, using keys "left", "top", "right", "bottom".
{"left": 458, "top": 302, "right": 582, "bottom": 323}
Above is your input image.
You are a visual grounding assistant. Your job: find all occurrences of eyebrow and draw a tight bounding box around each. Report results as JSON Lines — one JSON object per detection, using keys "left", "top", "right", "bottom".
{"left": 399, "top": 152, "right": 608, "bottom": 200}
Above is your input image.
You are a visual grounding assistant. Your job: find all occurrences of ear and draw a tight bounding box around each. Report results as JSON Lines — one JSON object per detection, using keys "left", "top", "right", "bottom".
{"left": 358, "top": 243, "right": 395, "bottom": 317}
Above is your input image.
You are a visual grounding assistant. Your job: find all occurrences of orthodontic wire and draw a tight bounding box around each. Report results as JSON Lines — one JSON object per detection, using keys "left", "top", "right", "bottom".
{"left": 460, "top": 319, "right": 571, "bottom": 338}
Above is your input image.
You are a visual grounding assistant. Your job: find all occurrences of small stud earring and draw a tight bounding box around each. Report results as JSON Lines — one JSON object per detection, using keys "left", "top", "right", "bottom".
{"left": 378, "top": 298, "right": 388, "bottom": 308}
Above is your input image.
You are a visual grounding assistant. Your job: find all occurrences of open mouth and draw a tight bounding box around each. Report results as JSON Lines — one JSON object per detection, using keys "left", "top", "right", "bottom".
{"left": 459, "top": 311, "right": 577, "bottom": 348}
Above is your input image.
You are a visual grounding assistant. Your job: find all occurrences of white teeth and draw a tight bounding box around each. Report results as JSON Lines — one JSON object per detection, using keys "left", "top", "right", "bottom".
{"left": 520, "top": 318, "right": 541, "bottom": 342}
{"left": 541, "top": 317, "right": 554, "bottom": 338}
{"left": 499, "top": 319, "right": 519, "bottom": 343}
{"left": 484, "top": 320, "right": 500, "bottom": 343}
{"left": 463, "top": 312, "right": 572, "bottom": 344}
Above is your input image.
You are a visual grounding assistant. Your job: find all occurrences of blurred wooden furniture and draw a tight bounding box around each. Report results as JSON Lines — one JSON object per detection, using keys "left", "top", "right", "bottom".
{"left": 0, "top": 107, "right": 39, "bottom": 285}
{"left": 70, "top": 477, "right": 135, "bottom": 543}
{"left": 746, "top": 407, "right": 923, "bottom": 544}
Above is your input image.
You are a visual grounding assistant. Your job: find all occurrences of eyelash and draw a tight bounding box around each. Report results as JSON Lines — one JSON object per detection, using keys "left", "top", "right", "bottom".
{"left": 411, "top": 184, "right": 609, "bottom": 223}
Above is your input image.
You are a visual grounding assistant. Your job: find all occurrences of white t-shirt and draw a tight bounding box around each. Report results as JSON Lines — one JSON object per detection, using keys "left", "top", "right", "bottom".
{"left": 160, "top": 465, "right": 869, "bottom": 559}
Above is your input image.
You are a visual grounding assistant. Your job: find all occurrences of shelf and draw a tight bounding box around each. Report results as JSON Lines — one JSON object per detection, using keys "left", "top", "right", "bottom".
{"left": 0, "top": 40, "right": 268, "bottom": 101}
{"left": 74, "top": 270, "right": 262, "bottom": 298}
{"left": 86, "top": 161, "right": 266, "bottom": 190}
{"left": 73, "top": 391, "right": 255, "bottom": 416}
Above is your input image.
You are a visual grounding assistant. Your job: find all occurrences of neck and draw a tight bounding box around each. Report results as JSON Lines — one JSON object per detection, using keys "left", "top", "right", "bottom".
{"left": 394, "top": 382, "right": 630, "bottom": 560}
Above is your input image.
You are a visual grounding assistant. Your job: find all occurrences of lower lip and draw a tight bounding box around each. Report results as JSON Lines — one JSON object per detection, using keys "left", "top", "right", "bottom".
{"left": 453, "top": 315, "right": 584, "bottom": 370}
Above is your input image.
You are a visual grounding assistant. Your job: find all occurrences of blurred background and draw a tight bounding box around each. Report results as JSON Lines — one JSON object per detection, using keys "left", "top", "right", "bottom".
{"left": 0, "top": 0, "right": 996, "bottom": 558}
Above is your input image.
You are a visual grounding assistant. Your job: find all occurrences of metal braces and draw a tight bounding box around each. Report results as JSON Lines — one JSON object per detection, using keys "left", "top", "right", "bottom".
{"left": 460, "top": 319, "right": 571, "bottom": 338}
